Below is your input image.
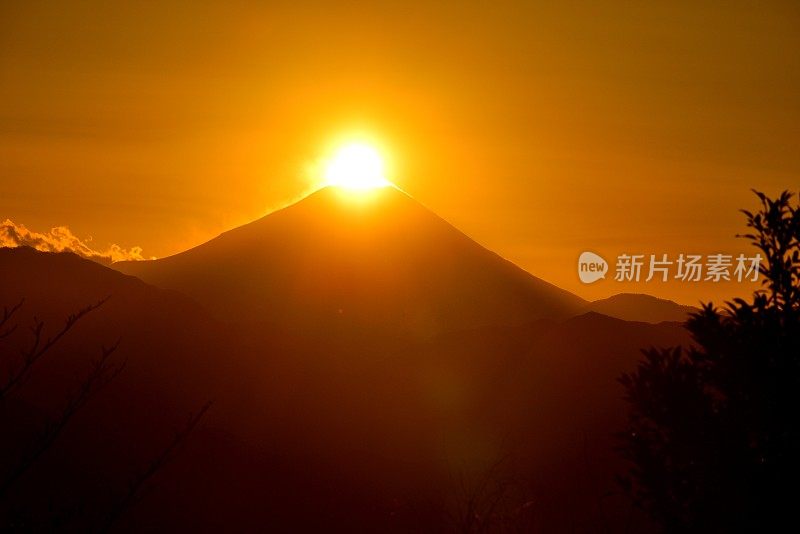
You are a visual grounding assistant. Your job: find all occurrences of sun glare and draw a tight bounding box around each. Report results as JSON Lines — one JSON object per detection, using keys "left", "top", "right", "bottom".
{"left": 323, "top": 143, "right": 391, "bottom": 190}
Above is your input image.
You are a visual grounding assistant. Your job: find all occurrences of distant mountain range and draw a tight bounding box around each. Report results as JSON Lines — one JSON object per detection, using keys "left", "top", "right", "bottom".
{"left": 584, "top": 293, "right": 696, "bottom": 323}
{"left": 0, "top": 189, "right": 694, "bottom": 531}
{"left": 114, "top": 186, "right": 688, "bottom": 331}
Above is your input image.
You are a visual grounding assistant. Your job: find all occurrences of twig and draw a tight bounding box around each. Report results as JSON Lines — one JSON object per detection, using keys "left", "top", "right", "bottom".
{"left": 101, "top": 400, "right": 213, "bottom": 532}
{"left": 0, "top": 340, "right": 123, "bottom": 498}
{"left": 0, "top": 299, "right": 24, "bottom": 341}
{"left": 0, "top": 297, "right": 109, "bottom": 401}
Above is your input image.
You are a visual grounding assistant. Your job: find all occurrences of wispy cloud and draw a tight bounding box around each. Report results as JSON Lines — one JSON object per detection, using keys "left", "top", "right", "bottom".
{"left": 0, "top": 219, "right": 150, "bottom": 264}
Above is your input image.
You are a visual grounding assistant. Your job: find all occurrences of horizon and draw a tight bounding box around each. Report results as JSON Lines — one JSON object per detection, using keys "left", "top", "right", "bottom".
{"left": 1, "top": 182, "right": 769, "bottom": 306}
{"left": 2, "top": 0, "right": 797, "bottom": 306}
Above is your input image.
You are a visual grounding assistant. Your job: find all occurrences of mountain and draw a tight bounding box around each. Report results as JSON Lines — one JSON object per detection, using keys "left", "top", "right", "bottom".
{"left": 0, "top": 246, "right": 692, "bottom": 532}
{"left": 0, "top": 247, "right": 245, "bottom": 530}
{"left": 585, "top": 292, "right": 697, "bottom": 323}
{"left": 114, "top": 186, "right": 586, "bottom": 337}
{"left": 1, "top": 215, "right": 707, "bottom": 534}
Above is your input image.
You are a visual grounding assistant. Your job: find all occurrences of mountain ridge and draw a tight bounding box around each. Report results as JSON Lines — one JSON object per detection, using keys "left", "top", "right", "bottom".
{"left": 585, "top": 292, "right": 697, "bottom": 323}
{"left": 115, "top": 186, "right": 587, "bottom": 336}
{"left": 0, "top": 245, "right": 684, "bottom": 531}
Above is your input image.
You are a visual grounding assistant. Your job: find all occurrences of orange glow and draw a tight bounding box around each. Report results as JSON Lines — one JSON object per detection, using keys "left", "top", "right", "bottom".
{"left": 1, "top": 2, "right": 796, "bottom": 305}
{"left": 323, "top": 142, "right": 391, "bottom": 191}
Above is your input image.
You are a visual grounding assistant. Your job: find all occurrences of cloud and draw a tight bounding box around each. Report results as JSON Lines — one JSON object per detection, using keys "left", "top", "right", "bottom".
{"left": 0, "top": 219, "right": 151, "bottom": 264}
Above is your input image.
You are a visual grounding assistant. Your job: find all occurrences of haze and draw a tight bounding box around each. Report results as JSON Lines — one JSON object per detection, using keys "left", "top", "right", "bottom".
{"left": 1, "top": 0, "right": 798, "bottom": 304}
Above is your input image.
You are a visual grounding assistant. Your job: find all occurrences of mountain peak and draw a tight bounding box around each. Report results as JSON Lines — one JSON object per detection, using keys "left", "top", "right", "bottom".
{"left": 257, "top": 185, "right": 424, "bottom": 227}
{"left": 306, "top": 184, "right": 410, "bottom": 202}
{"left": 115, "top": 187, "right": 586, "bottom": 336}
{"left": 585, "top": 293, "right": 697, "bottom": 323}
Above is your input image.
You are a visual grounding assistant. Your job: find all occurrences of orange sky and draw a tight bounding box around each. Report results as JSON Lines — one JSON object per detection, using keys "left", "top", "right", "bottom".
{"left": 1, "top": 1, "right": 798, "bottom": 305}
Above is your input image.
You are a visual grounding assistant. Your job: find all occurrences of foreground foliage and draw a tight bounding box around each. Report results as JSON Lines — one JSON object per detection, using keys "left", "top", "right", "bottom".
{"left": 620, "top": 191, "right": 800, "bottom": 532}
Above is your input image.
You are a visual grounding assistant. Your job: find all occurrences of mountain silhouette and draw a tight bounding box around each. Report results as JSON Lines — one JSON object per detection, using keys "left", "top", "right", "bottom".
{"left": 115, "top": 186, "right": 586, "bottom": 337}
{"left": 0, "top": 246, "right": 691, "bottom": 532}
{"left": 0, "top": 247, "right": 243, "bottom": 530}
{"left": 585, "top": 292, "right": 696, "bottom": 323}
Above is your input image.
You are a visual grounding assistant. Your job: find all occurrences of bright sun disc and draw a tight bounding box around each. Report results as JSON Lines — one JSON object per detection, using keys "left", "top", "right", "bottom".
{"left": 324, "top": 143, "right": 390, "bottom": 190}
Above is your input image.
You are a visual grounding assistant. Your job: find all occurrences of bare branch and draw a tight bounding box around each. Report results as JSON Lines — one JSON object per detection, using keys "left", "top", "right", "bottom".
{"left": 0, "top": 299, "right": 24, "bottom": 341}
{"left": 0, "top": 297, "right": 110, "bottom": 401}
{"left": 101, "top": 400, "right": 213, "bottom": 532}
{"left": 0, "top": 340, "right": 123, "bottom": 499}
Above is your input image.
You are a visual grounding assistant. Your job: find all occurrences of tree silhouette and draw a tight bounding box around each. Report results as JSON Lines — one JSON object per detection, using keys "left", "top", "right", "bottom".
{"left": 447, "top": 456, "right": 538, "bottom": 534}
{"left": 0, "top": 298, "right": 210, "bottom": 531}
{"left": 619, "top": 191, "right": 800, "bottom": 532}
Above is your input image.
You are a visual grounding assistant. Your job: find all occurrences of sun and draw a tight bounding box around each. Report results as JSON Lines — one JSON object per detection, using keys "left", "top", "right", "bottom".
{"left": 323, "top": 143, "right": 391, "bottom": 190}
